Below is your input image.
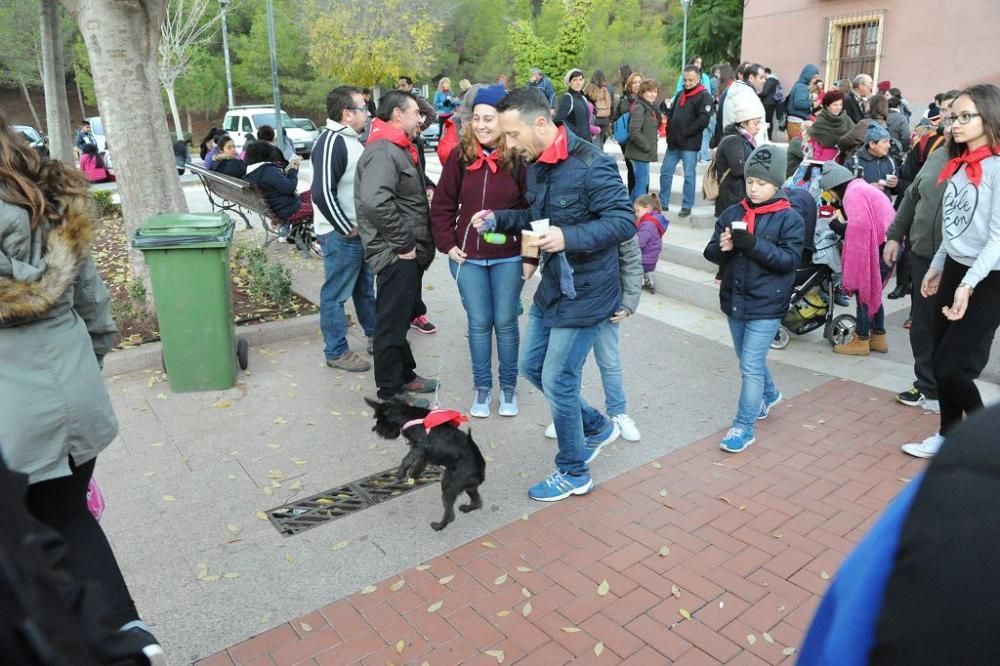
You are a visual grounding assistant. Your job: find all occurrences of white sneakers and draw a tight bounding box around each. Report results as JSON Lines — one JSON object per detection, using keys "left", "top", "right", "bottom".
{"left": 544, "top": 415, "right": 641, "bottom": 442}
{"left": 921, "top": 398, "right": 941, "bottom": 414}
{"left": 901, "top": 433, "right": 945, "bottom": 459}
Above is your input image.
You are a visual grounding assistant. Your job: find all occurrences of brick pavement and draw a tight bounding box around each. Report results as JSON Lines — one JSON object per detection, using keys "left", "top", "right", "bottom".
{"left": 197, "top": 379, "right": 934, "bottom": 665}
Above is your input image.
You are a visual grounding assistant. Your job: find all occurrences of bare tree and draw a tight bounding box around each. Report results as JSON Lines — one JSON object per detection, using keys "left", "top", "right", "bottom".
{"left": 39, "top": 0, "right": 73, "bottom": 162}
{"left": 59, "top": 0, "right": 188, "bottom": 288}
{"left": 159, "top": 0, "right": 222, "bottom": 140}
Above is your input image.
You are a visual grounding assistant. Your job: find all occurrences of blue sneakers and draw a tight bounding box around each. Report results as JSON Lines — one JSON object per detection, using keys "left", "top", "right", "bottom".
{"left": 757, "top": 392, "right": 783, "bottom": 420}
{"left": 528, "top": 471, "right": 594, "bottom": 502}
{"left": 720, "top": 427, "right": 755, "bottom": 453}
{"left": 584, "top": 421, "right": 621, "bottom": 464}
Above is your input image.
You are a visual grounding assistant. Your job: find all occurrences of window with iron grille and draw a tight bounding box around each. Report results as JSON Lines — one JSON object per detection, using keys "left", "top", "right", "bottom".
{"left": 823, "top": 10, "right": 887, "bottom": 86}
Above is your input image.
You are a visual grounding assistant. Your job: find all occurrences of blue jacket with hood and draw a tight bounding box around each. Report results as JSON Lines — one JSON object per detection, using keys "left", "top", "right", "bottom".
{"left": 787, "top": 65, "right": 819, "bottom": 121}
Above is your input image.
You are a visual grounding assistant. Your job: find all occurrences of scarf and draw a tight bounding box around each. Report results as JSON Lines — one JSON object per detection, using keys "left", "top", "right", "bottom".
{"left": 739, "top": 198, "right": 791, "bottom": 233}
{"left": 402, "top": 409, "right": 469, "bottom": 434}
{"left": 680, "top": 84, "right": 706, "bottom": 107}
{"left": 367, "top": 118, "right": 419, "bottom": 164}
{"left": 937, "top": 143, "right": 999, "bottom": 188}
{"left": 536, "top": 125, "right": 570, "bottom": 164}
{"left": 810, "top": 108, "right": 854, "bottom": 148}
{"left": 637, "top": 212, "right": 666, "bottom": 236}
{"left": 466, "top": 142, "right": 499, "bottom": 173}
{"left": 736, "top": 126, "right": 757, "bottom": 149}
{"left": 841, "top": 180, "right": 894, "bottom": 313}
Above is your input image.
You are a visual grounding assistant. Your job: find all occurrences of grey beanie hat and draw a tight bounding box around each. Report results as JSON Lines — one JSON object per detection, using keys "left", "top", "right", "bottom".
{"left": 744, "top": 145, "right": 787, "bottom": 188}
{"left": 820, "top": 162, "right": 854, "bottom": 191}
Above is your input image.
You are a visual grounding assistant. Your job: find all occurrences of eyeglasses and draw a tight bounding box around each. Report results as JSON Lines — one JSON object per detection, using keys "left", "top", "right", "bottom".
{"left": 944, "top": 112, "right": 982, "bottom": 127}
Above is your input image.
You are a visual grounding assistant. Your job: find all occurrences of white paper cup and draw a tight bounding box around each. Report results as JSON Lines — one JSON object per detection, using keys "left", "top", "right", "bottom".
{"left": 730, "top": 221, "right": 748, "bottom": 232}
{"left": 530, "top": 218, "right": 550, "bottom": 233}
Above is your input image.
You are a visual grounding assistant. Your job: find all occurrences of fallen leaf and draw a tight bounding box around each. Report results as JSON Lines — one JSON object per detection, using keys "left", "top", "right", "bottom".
{"left": 496, "top": 610, "right": 511, "bottom": 617}
{"left": 562, "top": 627, "right": 582, "bottom": 633}
{"left": 291, "top": 457, "right": 308, "bottom": 465}
{"left": 659, "top": 545, "right": 671, "bottom": 557}
{"left": 427, "top": 601, "right": 443, "bottom": 613}
{"left": 331, "top": 540, "right": 350, "bottom": 551}
{"left": 679, "top": 609, "right": 692, "bottom": 621}
{"left": 315, "top": 498, "right": 335, "bottom": 506}
{"left": 361, "top": 585, "right": 377, "bottom": 594}
{"left": 300, "top": 622, "right": 313, "bottom": 632}
{"left": 783, "top": 647, "right": 797, "bottom": 656}
{"left": 651, "top": 461, "right": 662, "bottom": 469}
{"left": 771, "top": 531, "right": 783, "bottom": 539}
{"left": 658, "top": 489, "right": 668, "bottom": 497}
{"left": 415, "top": 564, "right": 431, "bottom": 571}
{"left": 494, "top": 574, "right": 508, "bottom": 585}
{"left": 763, "top": 632, "right": 775, "bottom": 645}
{"left": 274, "top": 417, "right": 288, "bottom": 424}
{"left": 162, "top": 495, "right": 176, "bottom": 502}
{"left": 155, "top": 392, "right": 167, "bottom": 400}
{"left": 718, "top": 496, "right": 733, "bottom": 506}
{"left": 719, "top": 601, "right": 725, "bottom": 609}
{"left": 711, "top": 461, "right": 727, "bottom": 467}
{"left": 227, "top": 524, "right": 241, "bottom": 534}
{"left": 255, "top": 511, "right": 268, "bottom": 521}
{"left": 390, "top": 579, "right": 406, "bottom": 592}
{"left": 213, "top": 400, "right": 232, "bottom": 409}
{"left": 200, "top": 574, "right": 221, "bottom": 582}
{"left": 395, "top": 639, "right": 405, "bottom": 654}
{"left": 594, "top": 642, "right": 605, "bottom": 656}
{"left": 820, "top": 571, "right": 830, "bottom": 580}
{"left": 597, "top": 579, "right": 610, "bottom": 597}
{"left": 284, "top": 553, "right": 294, "bottom": 563}
{"left": 671, "top": 584, "right": 681, "bottom": 598}
{"left": 521, "top": 587, "right": 531, "bottom": 598}
{"left": 290, "top": 480, "right": 303, "bottom": 491}
{"left": 522, "top": 601, "right": 532, "bottom": 617}
{"left": 484, "top": 649, "right": 504, "bottom": 663}
{"left": 143, "top": 471, "right": 156, "bottom": 477}
{"left": 747, "top": 634, "right": 756, "bottom": 646}
{"left": 481, "top": 541, "right": 497, "bottom": 549}
{"left": 516, "top": 566, "right": 532, "bottom": 573}
{"left": 438, "top": 575, "right": 455, "bottom": 585}
{"left": 521, "top": 513, "right": 529, "bottom": 520}
{"left": 802, "top": 424, "right": 817, "bottom": 431}
{"left": 150, "top": 441, "right": 164, "bottom": 447}
{"left": 222, "top": 572, "right": 240, "bottom": 579}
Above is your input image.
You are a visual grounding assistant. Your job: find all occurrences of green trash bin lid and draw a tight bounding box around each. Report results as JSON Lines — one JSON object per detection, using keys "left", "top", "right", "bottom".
{"left": 133, "top": 212, "right": 235, "bottom": 249}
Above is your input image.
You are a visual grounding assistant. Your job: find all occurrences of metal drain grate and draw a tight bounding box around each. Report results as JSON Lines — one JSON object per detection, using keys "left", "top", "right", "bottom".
{"left": 264, "top": 465, "right": 444, "bottom": 536}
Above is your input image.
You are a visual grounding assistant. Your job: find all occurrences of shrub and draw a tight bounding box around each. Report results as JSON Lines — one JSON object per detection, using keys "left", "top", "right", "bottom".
{"left": 91, "top": 190, "right": 118, "bottom": 218}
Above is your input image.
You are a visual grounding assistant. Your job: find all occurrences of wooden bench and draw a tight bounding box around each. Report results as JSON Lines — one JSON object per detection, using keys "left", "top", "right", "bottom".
{"left": 187, "top": 163, "right": 314, "bottom": 256}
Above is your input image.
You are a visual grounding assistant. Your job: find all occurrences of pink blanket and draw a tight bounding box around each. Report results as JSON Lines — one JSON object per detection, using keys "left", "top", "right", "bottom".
{"left": 841, "top": 180, "right": 895, "bottom": 313}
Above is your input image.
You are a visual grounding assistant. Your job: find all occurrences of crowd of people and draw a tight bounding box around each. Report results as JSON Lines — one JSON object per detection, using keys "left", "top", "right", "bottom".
{"left": 2, "top": 47, "right": 999, "bottom": 661}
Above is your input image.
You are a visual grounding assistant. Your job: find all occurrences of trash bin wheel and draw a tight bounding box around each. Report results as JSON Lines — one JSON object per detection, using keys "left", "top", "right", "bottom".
{"left": 237, "top": 337, "right": 249, "bottom": 370}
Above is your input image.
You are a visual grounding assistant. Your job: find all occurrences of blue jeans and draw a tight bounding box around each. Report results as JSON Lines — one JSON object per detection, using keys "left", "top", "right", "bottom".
{"left": 592, "top": 319, "right": 626, "bottom": 416}
{"left": 449, "top": 258, "right": 523, "bottom": 389}
{"left": 521, "top": 305, "right": 609, "bottom": 476}
{"left": 659, "top": 148, "right": 698, "bottom": 210}
{"left": 631, "top": 160, "right": 650, "bottom": 202}
{"left": 319, "top": 231, "right": 375, "bottom": 360}
{"left": 727, "top": 317, "right": 782, "bottom": 432}
{"left": 856, "top": 254, "right": 891, "bottom": 337}
{"left": 701, "top": 114, "right": 716, "bottom": 162}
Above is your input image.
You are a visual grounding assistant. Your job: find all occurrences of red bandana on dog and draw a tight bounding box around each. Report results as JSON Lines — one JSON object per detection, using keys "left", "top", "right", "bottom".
{"left": 402, "top": 409, "right": 469, "bottom": 433}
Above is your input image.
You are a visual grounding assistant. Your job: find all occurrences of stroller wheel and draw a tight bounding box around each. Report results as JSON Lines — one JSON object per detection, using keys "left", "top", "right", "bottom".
{"left": 825, "top": 314, "right": 857, "bottom": 347}
{"left": 771, "top": 326, "right": 791, "bottom": 350}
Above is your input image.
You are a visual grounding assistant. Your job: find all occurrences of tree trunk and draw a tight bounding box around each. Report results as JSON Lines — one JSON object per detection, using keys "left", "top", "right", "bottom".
{"left": 59, "top": 0, "right": 187, "bottom": 294}
{"left": 39, "top": 0, "right": 73, "bottom": 163}
{"left": 186, "top": 110, "right": 192, "bottom": 139}
{"left": 74, "top": 63, "right": 87, "bottom": 119}
{"left": 19, "top": 80, "right": 44, "bottom": 130}
{"left": 165, "top": 84, "right": 184, "bottom": 142}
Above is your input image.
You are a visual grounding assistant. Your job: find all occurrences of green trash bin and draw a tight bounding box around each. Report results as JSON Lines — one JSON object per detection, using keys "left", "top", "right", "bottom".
{"left": 133, "top": 212, "right": 248, "bottom": 392}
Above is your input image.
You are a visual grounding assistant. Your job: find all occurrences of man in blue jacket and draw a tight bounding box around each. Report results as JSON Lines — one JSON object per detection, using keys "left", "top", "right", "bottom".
{"left": 786, "top": 64, "right": 820, "bottom": 139}
{"left": 472, "top": 87, "right": 636, "bottom": 501}
{"left": 528, "top": 68, "right": 556, "bottom": 107}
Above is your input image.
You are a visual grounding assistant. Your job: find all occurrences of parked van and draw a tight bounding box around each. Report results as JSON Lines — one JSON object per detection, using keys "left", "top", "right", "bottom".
{"left": 222, "top": 106, "right": 315, "bottom": 156}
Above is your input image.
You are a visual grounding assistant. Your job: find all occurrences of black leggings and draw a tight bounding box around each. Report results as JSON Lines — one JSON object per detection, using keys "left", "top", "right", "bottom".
{"left": 26, "top": 456, "right": 139, "bottom": 628}
{"left": 932, "top": 257, "right": 1000, "bottom": 435}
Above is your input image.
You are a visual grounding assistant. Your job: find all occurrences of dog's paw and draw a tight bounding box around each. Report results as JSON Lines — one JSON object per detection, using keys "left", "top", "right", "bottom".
{"left": 459, "top": 503, "right": 482, "bottom": 513}
{"left": 430, "top": 521, "right": 447, "bottom": 531}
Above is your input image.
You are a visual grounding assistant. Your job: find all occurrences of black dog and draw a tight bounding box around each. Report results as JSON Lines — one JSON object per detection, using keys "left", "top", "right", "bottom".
{"left": 364, "top": 397, "right": 486, "bottom": 531}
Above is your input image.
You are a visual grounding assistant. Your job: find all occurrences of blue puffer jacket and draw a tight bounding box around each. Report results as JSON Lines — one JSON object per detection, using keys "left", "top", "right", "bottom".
{"left": 787, "top": 64, "right": 819, "bottom": 121}
{"left": 244, "top": 161, "right": 301, "bottom": 220}
{"left": 493, "top": 127, "right": 635, "bottom": 328}
{"left": 703, "top": 194, "right": 805, "bottom": 320}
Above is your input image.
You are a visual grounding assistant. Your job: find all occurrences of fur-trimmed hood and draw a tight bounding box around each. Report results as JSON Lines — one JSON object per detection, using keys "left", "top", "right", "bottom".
{"left": 0, "top": 194, "right": 94, "bottom": 325}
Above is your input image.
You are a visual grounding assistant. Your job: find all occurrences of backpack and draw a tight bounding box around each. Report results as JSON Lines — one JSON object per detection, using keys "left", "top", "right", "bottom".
{"left": 772, "top": 82, "right": 785, "bottom": 104}
{"left": 594, "top": 87, "right": 612, "bottom": 119}
{"left": 701, "top": 147, "right": 729, "bottom": 201}
{"left": 586, "top": 99, "right": 600, "bottom": 137}
{"left": 613, "top": 108, "right": 632, "bottom": 144}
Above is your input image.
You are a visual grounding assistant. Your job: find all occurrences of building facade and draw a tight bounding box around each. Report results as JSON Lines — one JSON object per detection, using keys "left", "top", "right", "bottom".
{"left": 741, "top": 0, "right": 1000, "bottom": 112}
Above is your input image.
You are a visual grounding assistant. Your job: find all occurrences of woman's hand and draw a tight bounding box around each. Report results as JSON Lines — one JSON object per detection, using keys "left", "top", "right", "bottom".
{"left": 921, "top": 267, "right": 942, "bottom": 298}
{"left": 719, "top": 228, "right": 734, "bottom": 252}
{"left": 448, "top": 247, "right": 467, "bottom": 264}
{"left": 883, "top": 240, "right": 900, "bottom": 265}
{"left": 470, "top": 210, "right": 493, "bottom": 230}
{"left": 522, "top": 263, "right": 538, "bottom": 281}
{"left": 943, "top": 284, "right": 973, "bottom": 321}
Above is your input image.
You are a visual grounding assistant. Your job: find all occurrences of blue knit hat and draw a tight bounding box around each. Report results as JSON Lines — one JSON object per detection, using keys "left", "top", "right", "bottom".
{"left": 865, "top": 122, "right": 891, "bottom": 144}
{"left": 473, "top": 85, "right": 507, "bottom": 109}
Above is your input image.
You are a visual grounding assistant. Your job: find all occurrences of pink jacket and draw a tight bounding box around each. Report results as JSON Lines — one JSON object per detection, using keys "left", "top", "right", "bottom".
{"left": 841, "top": 179, "right": 895, "bottom": 312}
{"left": 79, "top": 153, "right": 109, "bottom": 182}
{"left": 808, "top": 139, "right": 839, "bottom": 163}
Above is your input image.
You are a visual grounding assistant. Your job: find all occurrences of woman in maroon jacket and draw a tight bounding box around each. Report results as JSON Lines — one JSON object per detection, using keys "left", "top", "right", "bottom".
{"left": 431, "top": 85, "right": 528, "bottom": 418}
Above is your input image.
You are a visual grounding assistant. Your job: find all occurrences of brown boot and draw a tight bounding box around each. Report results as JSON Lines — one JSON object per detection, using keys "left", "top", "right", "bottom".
{"left": 869, "top": 332, "right": 889, "bottom": 353}
{"left": 833, "top": 335, "right": 870, "bottom": 356}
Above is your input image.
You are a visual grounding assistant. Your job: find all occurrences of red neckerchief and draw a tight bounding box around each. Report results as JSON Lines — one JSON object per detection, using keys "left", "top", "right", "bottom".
{"left": 637, "top": 212, "right": 665, "bottom": 236}
{"left": 937, "top": 143, "right": 999, "bottom": 188}
{"left": 402, "top": 409, "right": 469, "bottom": 434}
{"left": 467, "top": 142, "right": 499, "bottom": 173}
{"left": 680, "top": 84, "right": 706, "bottom": 107}
{"left": 367, "top": 118, "right": 419, "bottom": 165}
{"left": 536, "top": 125, "right": 570, "bottom": 164}
{"left": 739, "top": 198, "right": 791, "bottom": 233}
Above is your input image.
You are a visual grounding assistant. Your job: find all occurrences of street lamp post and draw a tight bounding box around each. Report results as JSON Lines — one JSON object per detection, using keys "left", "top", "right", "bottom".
{"left": 680, "top": 0, "right": 692, "bottom": 71}
{"left": 265, "top": 0, "right": 283, "bottom": 153}
{"left": 219, "top": 0, "right": 234, "bottom": 109}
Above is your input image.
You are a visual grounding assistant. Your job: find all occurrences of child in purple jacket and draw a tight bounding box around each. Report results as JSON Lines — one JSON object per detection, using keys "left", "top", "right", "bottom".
{"left": 634, "top": 193, "right": 669, "bottom": 291}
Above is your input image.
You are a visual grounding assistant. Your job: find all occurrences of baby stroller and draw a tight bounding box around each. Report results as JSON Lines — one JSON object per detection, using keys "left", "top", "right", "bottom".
{"left": 771, "top": 262, "right": 857, "bottom": 350}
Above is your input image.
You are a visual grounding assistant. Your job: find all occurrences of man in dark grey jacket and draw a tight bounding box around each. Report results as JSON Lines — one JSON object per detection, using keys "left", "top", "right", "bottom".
{"left": 883, "top": 148, "right": 949, "bottom": 420}
{"left": 355, "top": 91, "right": 438, "bottom": 405}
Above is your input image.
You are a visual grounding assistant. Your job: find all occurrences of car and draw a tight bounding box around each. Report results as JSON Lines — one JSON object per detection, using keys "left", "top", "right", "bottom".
{"left": 420, "top": 122, "right": 440, "bottom": 150}
{"left": 14, "top": 125, "right": 49, "bottom": 158}
{"left": 222, "top": 106, "right": 315, "bottom": 156}
{"left": 293, "top": 118, "right": 320, "bottom": 147}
